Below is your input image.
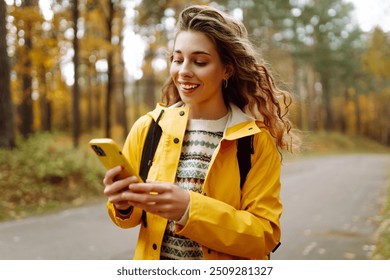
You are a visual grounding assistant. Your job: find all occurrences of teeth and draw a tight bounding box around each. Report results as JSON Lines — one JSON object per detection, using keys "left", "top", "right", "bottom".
{"left": 181, "top": 84, "right": 198, "bottom": 90}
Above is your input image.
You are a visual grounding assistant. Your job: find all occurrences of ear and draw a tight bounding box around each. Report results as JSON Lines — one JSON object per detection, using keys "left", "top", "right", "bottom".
{"left": 224, "top": 64, "right": 234, "bottom": 79}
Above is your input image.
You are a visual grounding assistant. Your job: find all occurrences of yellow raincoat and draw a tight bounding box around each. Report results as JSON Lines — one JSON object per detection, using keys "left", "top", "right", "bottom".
{"left": 107, "top": 103, "right": 282, "bottom": 260}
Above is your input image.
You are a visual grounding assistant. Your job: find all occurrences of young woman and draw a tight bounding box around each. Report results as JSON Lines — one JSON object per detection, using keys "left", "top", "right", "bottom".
{"left": 103, "top": 5, "right": 298, "bottom": 260}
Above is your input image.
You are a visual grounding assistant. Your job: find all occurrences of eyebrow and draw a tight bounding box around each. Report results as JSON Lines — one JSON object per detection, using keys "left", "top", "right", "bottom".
{"left": 173, "top": 50, "right": 211, "bottom": 56}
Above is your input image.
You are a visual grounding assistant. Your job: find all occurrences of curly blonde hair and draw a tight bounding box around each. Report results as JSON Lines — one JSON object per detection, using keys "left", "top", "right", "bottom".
{"left": 162, "top": 5, "right": 298, "bottom": 153}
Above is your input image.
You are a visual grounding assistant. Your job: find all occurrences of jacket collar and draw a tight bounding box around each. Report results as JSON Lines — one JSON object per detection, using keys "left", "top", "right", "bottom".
{"left": 148, "top": 102, "right": 260, "bottom": 140}
{"left": 225, "top": 104, "right": 260, "bottom": 140}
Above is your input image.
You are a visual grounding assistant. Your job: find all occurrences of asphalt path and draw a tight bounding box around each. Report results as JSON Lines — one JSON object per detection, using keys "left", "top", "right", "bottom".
{"left": 0, "top": 154, "right": 389, "bottom": 260}
{"left": 272, "top": 153, "right": 390, "bottom": 260}
{"left": 0, "top": 202, "right": 138, "bottom": 260}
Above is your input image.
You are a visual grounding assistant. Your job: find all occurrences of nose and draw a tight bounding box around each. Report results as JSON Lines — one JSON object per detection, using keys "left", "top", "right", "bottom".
{"left": 178, "top": 61, "right": 193, "bottom": 77}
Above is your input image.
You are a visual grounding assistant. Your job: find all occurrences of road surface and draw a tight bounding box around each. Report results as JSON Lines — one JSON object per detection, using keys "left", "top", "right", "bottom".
{"left": 0, "top": 154, "right": 389, "bottom": 260}
{"left": 272, "top": 154, "right": 390, "bottom": 259}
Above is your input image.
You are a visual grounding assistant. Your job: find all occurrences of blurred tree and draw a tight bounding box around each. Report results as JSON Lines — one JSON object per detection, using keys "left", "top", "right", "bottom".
{"left": 297, "top": 0, "right": 357, "bottom": 130}
{"left": 363, "top": 28, "right": 390, "bottom": 83}
{"left": 363, "top": 28, "right": 390, "bottom": 145}
{"left": 9, "top": 0, "right": 64, "bottom": 136}
{"left": 14, "top": 0, "right": 42, "bottom": 138}
{"left": 113, "top": 7, "right": 128, "bottom": 140}
{"left": 337, "top": 27, "right": 364, "bottom": 135}
{"left": 101, "top": 0, "right": 114, "bottom": 138}
{"left": 72, "top": 0, "right": 81, "bottom": 148}
{"left": 81, "top": 1, "right": 110, "bottom": 133}
{"left": 82, "top": 0, "right": 127, "bottom": 139}
{"left": 102, "top": 0, "right": 125, "bottom": 139}
{"left": 0, "top": 0, "right": 16, "bottom": 148}
{"left": 134, "top": 0, "right": 168, "bottom": 110}
{"left": 2, "top": 0, "right": 388, "bottom": 148}
{"left": 226, "top": 0, "right": 292, "bottom": 52}
{"left": 83, "top": 19, "right": 105, "bottom": 133}
{"left": 27, "top": 8, "right": 60, "bottom": 133}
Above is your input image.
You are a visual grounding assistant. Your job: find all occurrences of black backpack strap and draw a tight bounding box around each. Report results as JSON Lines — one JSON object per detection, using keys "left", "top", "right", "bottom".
{"left": 139, "top": 110, "right": 164, "bottom": 182}
{"left": 268, "top": 241, "right": 282, "bottom": 259}
{"left": 237, "top": 134, "right": 254, "bottom": 189}
{"left": 139, "top": 110, "right": 164, "bottom": 227}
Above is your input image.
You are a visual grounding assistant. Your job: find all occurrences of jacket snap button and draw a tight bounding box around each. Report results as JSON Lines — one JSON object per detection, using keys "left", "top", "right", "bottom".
{"left": 179, "top": 111, "right": 185, "bottom": 116}
{"left": 173, "top": 138, "right": 179, "bottom": 144}
{"left": 152, "top": 243, "right": 157, "bottom": 250}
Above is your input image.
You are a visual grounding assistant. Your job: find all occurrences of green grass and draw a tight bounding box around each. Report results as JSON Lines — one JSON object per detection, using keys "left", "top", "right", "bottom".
{"left": 0, "top": 132, "right": 106, "bottom": 221}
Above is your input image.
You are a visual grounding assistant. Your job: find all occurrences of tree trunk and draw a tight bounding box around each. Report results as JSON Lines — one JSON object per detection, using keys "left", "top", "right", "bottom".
{"left": 143, "top": 49, "right": 156, "bottom": 110}
{"left": 105, "top": 55, "right": 113, "bottom": 138}
{"left": 321, "top": 74, "right": 333, "bottom": 131}
{"left": 39, "top": 66, "right": 51, "bottom": 132}
{"left": 95, "top": 78, "right": 103, "bottom": 129}
{"left": 104, "top": 2, "right": 114, "bottom": 138}
{"left": 133, "top": 80, "right": 141, "bottom": 123}
{"left": 19, "top": 0, "right": 34, "bottom": 138}
{"left": 116, "top": 15, "right": 128, "bottom": 140}
{"left": 0, "top": 0, "right": 15, "bottom": 148}
{"left": 119, "top": 76, "right": 128, "bottom": 140}
{"left": 72, "top": 0, "right": 80, "bottom": 148}
{"left": 87, "top": 63, "right": 94, "bottom": 132}
{"left": 306, "top": 64, "right": 316, "bottom": 131}
{"left": 340, "top": 87, "right": 348, "bottom": 134}
{"left": 292, "top": 58, "right": 303, "bottom": 129}
{"left": 353, "top": 90, "right": 361, "bottom": 135}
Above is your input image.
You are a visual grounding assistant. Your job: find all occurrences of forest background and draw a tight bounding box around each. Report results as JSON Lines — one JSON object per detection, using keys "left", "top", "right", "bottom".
{"left": 0, "top": 0, "right": 390, "bottom": 222}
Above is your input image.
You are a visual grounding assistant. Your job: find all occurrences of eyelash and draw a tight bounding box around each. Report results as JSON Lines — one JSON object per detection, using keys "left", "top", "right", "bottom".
{"left": 172, "top": 59, "right": 207, "bottom": 66}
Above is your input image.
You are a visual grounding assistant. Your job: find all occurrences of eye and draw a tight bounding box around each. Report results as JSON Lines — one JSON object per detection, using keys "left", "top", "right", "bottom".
{"left": 171, "top": 54, "right": 183, "bottom": 64}
{"left": 172, "top": 59, "right": 183, "bottom": 64}
{"left": 195, "top": 61, "right": 207, "bottom": 66}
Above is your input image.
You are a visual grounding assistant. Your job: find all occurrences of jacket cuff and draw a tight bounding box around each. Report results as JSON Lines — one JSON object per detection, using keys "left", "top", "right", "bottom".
{"left": 117, "top": 206, "right": 134, "bottom": 218}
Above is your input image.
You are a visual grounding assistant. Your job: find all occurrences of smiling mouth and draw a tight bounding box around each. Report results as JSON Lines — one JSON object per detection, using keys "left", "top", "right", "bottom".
{"left": 180, "top": 83, "right": 200, "bottom": 90}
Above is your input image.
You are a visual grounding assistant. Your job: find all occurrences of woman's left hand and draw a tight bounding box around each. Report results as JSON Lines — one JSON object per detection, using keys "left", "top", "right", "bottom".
{"left": 121, "top": 181, "right": 190, "bottom": 221}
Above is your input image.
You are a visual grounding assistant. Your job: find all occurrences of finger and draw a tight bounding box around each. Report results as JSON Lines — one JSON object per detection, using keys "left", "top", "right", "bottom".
{"left": 121, "top": 191, "right": 158, "bottom": 205}
{"left": 104, "top": 176, "right": 139, "bottom": 196}
{"left": 141, "top": 203, "right": 177, "bottom": 220}
{"left": 107, "top": 192, "right": 126, "bottom": 204}
{"left": 129, "top": 182, "right": 170, "bottom": 194}
{"left": 113, "top": 201, "right": 132, "bottom": 210}
{"left": 107, "top": 190, "right": 137, "bottom": 206}
{"left": 103, "top": 166, "right": 123, "bottom": 185}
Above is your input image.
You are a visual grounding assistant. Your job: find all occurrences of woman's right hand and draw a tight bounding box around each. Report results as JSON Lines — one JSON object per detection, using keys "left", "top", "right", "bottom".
{"left": 103, "top": 166, "right": 139, "bottom": 210}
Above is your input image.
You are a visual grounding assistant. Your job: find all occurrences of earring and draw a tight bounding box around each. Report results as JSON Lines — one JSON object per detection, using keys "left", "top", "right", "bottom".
{"left": 223, "top": 79, "right": 228, "bottom": 89}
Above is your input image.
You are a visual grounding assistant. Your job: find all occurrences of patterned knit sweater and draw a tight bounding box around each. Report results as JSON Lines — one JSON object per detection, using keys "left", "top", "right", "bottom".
{"left": 160, "top": 114, "right": 229, "bottom": 260}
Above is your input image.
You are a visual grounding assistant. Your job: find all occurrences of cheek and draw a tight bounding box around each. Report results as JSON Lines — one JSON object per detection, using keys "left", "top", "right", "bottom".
{"left": 202, "top": 68, "right": 221, "bottom": 84}
{"left": 204, "top": 65, "right": 223, "bottom": 78}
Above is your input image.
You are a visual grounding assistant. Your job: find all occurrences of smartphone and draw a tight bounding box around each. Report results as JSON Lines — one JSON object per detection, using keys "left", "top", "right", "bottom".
{"left": 89, "top": 138, "right": 142, "bottom": 181}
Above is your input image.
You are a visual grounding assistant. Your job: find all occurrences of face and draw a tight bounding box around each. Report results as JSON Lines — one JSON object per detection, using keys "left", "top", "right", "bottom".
{"left": 170, "top": 31, "right": 230, "bottom": 117}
